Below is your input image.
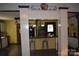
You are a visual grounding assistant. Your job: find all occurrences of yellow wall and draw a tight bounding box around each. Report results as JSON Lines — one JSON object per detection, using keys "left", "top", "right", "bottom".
{"left": 5, "top": 20, "right": 17, "bottom": 44}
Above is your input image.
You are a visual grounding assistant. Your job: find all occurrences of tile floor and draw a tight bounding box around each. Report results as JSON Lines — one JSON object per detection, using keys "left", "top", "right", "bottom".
{"left": 0, "top": 45, "right": 58, "bottom": 56}
{"left": 0, "top": 45, "right": 21, "bottom": 56}
{"left": 8, "top": 45, "right": 21, "bottom": 56}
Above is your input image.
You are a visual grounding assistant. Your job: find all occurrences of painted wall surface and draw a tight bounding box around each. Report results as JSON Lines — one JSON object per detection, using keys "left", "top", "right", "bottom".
{"left": 5, "top": 20, "right": 17, "bottom": 44}
{"left": 29, "top": 10, "right": 59, "bottom": 19}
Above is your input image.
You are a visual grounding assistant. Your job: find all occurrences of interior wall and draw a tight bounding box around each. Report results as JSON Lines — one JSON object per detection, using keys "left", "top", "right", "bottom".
{"left": 29, "top": 10, "right": 59, "bottom": 19}
{"left": 5, "top": 20, "right": 17, "bottom": 44}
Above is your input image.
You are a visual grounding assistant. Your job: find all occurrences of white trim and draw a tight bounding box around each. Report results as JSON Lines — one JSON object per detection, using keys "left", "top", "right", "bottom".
{"left": 20, "top": 8, "right": 30, "bottom": 56}
{"left": 19, "top": 8, "right": 68, "bottom": 56}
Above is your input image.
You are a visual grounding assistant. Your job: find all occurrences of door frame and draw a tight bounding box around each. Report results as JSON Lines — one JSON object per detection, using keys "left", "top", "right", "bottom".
{"left": 19, "top": 6, "right": 68, "bottom": 56}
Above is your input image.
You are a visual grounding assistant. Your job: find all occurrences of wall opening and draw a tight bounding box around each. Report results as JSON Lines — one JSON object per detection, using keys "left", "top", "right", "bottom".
{"left": 29, "top": 19, "right": 58, "bottom": 56}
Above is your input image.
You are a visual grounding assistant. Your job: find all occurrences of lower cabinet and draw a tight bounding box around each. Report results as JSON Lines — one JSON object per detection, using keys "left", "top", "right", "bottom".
{"left": 30, "top": 38, "right": 57, "bottom": 50}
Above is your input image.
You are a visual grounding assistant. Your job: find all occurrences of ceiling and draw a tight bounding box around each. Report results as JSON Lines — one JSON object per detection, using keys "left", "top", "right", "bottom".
{"left": 0, "top": 11, "right": 19, "bottom": 20}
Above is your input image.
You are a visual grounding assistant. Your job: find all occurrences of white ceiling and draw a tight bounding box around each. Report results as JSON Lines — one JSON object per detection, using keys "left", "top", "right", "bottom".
{"left": 0, "top": 12, "right": 19, "bottom": 20}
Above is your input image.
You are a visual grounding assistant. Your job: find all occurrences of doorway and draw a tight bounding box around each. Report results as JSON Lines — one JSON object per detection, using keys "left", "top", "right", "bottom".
{"left": 29, "top": 19, "right": 58, "bottom": 56}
